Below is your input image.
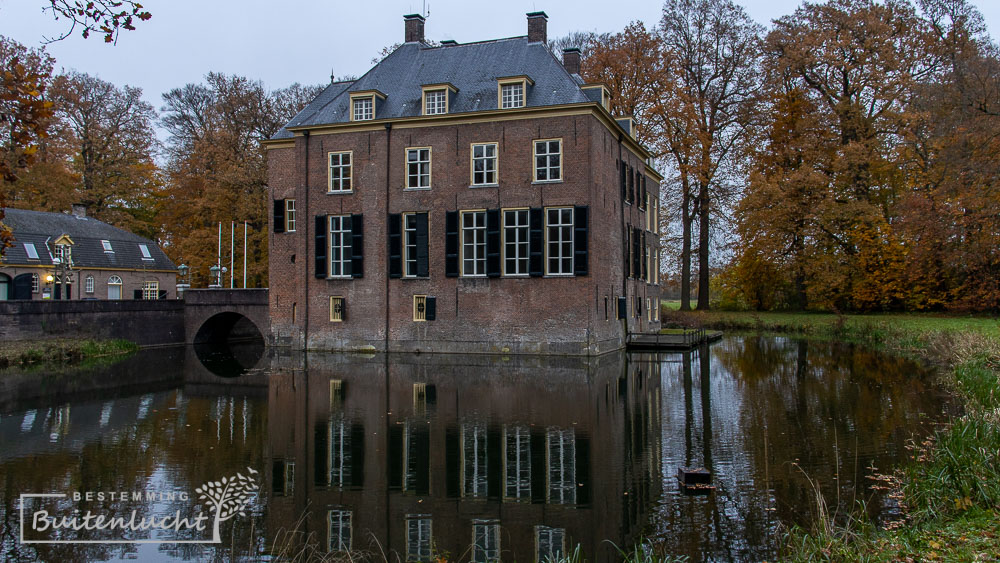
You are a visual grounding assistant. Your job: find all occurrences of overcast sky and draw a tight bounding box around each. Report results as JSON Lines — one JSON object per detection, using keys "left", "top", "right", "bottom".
{"left": 1, "top": 0, "right": 998, "bottom": 122}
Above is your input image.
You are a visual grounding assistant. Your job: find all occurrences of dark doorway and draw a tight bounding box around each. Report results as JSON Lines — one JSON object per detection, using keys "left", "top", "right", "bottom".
{"left": 12, "top": 274, "right": 32, "bottom": 300}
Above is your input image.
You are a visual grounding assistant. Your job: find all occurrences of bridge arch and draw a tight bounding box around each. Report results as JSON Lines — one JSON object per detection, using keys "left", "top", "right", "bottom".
{"left": 193, "top": 311, "right": 264, "bottom": 344}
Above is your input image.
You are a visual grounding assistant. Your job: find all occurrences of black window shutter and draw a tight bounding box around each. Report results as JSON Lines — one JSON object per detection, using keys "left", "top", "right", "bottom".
{"left": 628, "top": 165, "right": 635, "bottom": 203}
{"left": 350, "top": 213, "right": 364, "bottom": 278}
{"left": 158, "top": 290, "right": 167, "bottom": 300}
{"left": 486, "top": 209, "right": 501, "bottom": 277}
{"left": 415, "top": 213, "right": 429, "bottom": 277}
{"left": 641, "top": 175, "right": 647, "bottom": 209}
{"left": 633, "top": 227, "right": 642, "bottom": 279}
{"left": 273, "top": 199, "right": 285, "bottom": 233}
{"left": 617, "top": 296, "right": 627, "bottom": 319}
{"left": 315, "top": 215, "right": 327, "bottom": 278}
{"left": 426, "top": 296, "right": 437, "bottom": 321}
{"left": 388, "top": 214, "right": 402, "bottom": 278}
{"left": 624, "top": 230, "right": 631, "bottom": 278}
{"left": 445, "top": 211, "right": 459, "bottom": 277}
{"left": 529, "top": 208, "right": 544, "bottom": 277}
{"left": 133, "top": 289, "right": 143, "bottom": 300}
{"left": 573, "top": 205, "right": 588, "bottom": 276}
{"left": 641, "top": 232, "right": 648, "bottom": 281}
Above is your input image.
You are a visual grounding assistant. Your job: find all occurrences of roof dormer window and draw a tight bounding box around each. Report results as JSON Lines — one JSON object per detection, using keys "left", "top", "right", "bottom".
{"left": 497, "top": 76, "right": 533, "bottom": 110}
{"left": 421, "top": 83, "right": 457, "bottom": 116}
{"left": 353, "top": 97, "right": 373, "bottom": 121}
{"left": 349, "top": 90, "right": 386, "bottom": 122}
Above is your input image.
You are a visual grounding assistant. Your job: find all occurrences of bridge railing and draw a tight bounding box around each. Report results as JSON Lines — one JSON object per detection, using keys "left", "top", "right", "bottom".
{"left": 182, "top": 288, "right": 268, "bottom": 306}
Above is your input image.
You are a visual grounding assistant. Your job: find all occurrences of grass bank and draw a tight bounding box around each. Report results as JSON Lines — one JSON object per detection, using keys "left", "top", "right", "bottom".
{"left": 0, "top": 338, "right": 139, "bottom": 371}
{"left": 664, "top": 307, "right": 1000, "bottom": 561}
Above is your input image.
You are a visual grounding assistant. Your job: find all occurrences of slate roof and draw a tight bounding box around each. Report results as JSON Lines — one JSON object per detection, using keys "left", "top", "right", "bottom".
{"left": 272, "top": 36, "right": 591, "bottom": 139}
{"left": 1, "top": 208, "right": 176, "bottom": 271}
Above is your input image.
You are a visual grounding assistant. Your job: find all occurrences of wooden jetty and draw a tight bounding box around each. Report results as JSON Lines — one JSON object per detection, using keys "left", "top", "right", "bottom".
{"left": 626, "top": 329, "right": 723, "bottom": 351}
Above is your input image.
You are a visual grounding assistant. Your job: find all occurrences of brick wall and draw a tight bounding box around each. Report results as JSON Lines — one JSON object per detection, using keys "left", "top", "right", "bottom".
{"left": 267, "top": 110, "right": 661, "bottom": 355}
{"left": 0, "top": 266, "right": 176, "bottom": 301}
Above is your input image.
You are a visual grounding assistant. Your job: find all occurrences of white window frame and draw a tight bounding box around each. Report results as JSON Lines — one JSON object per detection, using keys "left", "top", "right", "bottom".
{"left": 328, "top": 151, "right": 353, "bottom": 193}
{"left": 405, "top": 147, "right": 431, "bottom": 189}
{"left": 285, "top": 199, "right": 296, "bottom": 232}
{"left": 108, "top": 276, "right": 122, "bottom": 300}
{"left": 406, "top": 516, "right": 433, "bottom": 562}
{"left": 24, "top": 242, "right": 39, "bottom": 260}
{"left": 470, "top": 142, "right": 498, "bottom": 186}
{"left": 423, "top": 89, "right": 447, "bottom": 115}
{"left": 327, "top": 509, "right": 352, "bottom": 552}
{"left": 101, "top": 240, "right": 113, "bottom": 252}
{"left": 502, "top": 209, "right": 529, "bottom": 276}
{"left": 460, "top": 210, "right": 487, "bottom": 277}
{"left": 545, "top": 207, "right": 574, "bottom": 276}
{"left": 142, "top": 280, "right": 158, "bottom": 300}
{"left": 500, "top": 83, "right": 523, "bottom": 109}
{"left": 472, "top": 520, "right": 500, "bottom": 563}
{"left": 138, "top": 244, "right": 153, "bottom": 260}
{"left": 403, "top": 212, "right": 423, "bottom": 278}
{"left": 85, "top": 275, "right": 94, "bottom": 294}
{"left": 352, "top": 97, "right": 373, "bottom": 121}
{"left": 533, "top": 138, "right": 562, "bottom": 182}
{"left": 31, "top": 273, "right": 39, "bottom": 293}
{"left": 328, "top": 216, "right": 352, "bottom": 278}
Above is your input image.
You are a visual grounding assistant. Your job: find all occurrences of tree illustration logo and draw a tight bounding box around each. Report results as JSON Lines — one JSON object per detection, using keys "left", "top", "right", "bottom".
{"left": 195, "top": 467, "right": 260, "bottom": 543}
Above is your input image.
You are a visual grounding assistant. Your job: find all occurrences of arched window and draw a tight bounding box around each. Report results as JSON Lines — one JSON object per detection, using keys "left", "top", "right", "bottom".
{"left": 31, "top": 273, "right": 39, "bottom": 293}
{"left": 108, "top": 275, "right": 123, "bottom": 300}
{"left": 85, "top": 275, "right": 94, "bottom": 294}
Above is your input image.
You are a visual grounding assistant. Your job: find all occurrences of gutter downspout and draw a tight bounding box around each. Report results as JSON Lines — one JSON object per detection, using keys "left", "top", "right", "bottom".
{"left": 384, "top": 123, "right": 392, "bottom": 353}
{"left": 303, "top": 130, "right": 310, "bottom": 350}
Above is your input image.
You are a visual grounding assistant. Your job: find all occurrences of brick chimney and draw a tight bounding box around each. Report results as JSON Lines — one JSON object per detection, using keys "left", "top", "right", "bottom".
{"left": 404, "top": 14, "right": 425, "bottom": 43}
{"left": 71, "top": 204, "right": 86, "bottom": 218}
{"left": 562, "top": 47, "right": 581, "bottom": 75}
{"left": 527, "top": 11, "right": 548, "bottom": 44}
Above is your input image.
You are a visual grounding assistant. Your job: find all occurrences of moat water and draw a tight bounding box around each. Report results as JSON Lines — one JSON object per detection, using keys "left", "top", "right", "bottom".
{"left": 0, "top": 336, "right": 956, "bottom": 562}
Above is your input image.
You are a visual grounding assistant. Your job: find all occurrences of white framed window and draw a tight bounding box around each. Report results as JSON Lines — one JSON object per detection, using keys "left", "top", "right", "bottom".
{"left": 502, "top": 209, "right": 529, "bottom": 276}
{"left": 471, "top": 143, "right": 497, "bottom": 186}
{"left": 85, "top": 275, "right": 94, "bottom": 294}
{"left": 328, "top": 216, "right": 352, "bottom": 277}
{"left": 31, "top": 273, "right": 39, "bottom": 293}
{"left": 406, "top": 516, "right": 433, "bottom": 562}
{"left": 101, "top": 240, "right": 113, "bottom": 252}
{"left": 406, "top": 148, "right": 431, "bottom": 189}
{"left": 138, "top": 244, "right": 152, "bottom": 260}
{"left": 536, "top": 526, "right": 566, "bottom": 562}
{"left": 108, "top": 276, "right": 122, "bottom": 300}
{"left": 330, "top": 296, "right": 344, "bottom": 322}
{"left": 142, "top": 281, "right": 158, "bottom": 300}
{"left": 327, "top": 509, "right": 352, "bottom": 552}
{"left": 328, "top": 152, "right": 352, "bottom": 192}
{"left": 545, "top": 207, "right": 574, "bottom": 275}
{"left": 352, "top": 97, "right": 373, "bottom": 121}
{"left": 500, "top": 83, "right": 524, "bottom": 109}
{"left": 285, "top": 199, "right": 296, "bottom": 232}
{"left": 547, "top": 427, "right": 576, "bottom": 504}
{"left": 424, "top": 89, "right": 447, "bottom": 115}
{"left": 403, "top": 213, "right": 422, "bottom": 278}
{"left": 413, "top": 295, "right": 427, "bottom": 322}
{"left": 472, "top": 520, "right": 500, "bottom": 563}
{"left": 24, "top": 242, "right": 39, "bottom": 260}
{"left": 533, "top": 139, "right": 561, "bottom": 182}
{"left": 461, "top": 210, "right": 487, "bottom": 277}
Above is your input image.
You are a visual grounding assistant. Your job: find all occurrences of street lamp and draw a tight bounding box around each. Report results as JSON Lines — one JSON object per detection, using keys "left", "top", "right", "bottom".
{"left": 209, "top": 265, "right": 227, "bottom": 289}
{"left": 176, "top": 263, "right": 190, "bottom": 299}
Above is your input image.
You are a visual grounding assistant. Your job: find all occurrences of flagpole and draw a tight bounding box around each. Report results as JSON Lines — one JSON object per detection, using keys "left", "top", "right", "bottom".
{"left": 243, "top": 221, "right": 248, "bottom": 289}
{"left": 230, "top": 221, "right": 235, "bottom": 289}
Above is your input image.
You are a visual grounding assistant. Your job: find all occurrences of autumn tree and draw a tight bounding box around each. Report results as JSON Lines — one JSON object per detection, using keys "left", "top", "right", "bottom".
{"left": 655, "top": 0, "right": 763, "bottom": 310}
{"left": 0, "top": 36, "right": 55, "bottom": 252}
{"left": 159, "top": 74, "right": 323, "bottom": 287}
{"left": 42, "top": 0, "right": 152, "bottom": 43}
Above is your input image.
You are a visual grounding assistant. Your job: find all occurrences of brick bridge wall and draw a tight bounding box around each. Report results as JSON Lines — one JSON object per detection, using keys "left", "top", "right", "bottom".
{"left": 0, "top": 289, "right": 269, "bottom": 346}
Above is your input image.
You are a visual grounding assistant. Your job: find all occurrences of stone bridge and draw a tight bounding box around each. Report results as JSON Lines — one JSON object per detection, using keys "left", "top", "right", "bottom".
{"left": 183, "top": 288, "right": 269, "bottom": 345}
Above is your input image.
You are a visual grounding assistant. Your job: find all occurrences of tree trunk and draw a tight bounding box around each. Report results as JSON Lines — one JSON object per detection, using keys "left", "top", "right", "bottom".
{"left": 696, "top": 182, "right": 710, "bottom": 310}
{"left": 680, "top": 177, "right": 692, "bottom": 311}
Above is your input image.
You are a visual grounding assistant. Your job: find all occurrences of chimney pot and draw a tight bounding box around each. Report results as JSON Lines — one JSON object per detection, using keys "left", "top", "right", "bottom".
{"left": 562, "top": 47, "right": 581, "bottom": 75}
{"left": 404, "top": 14, "right": 425, "bottom": 43}
{"left": 527, "top": 11, "right": 548, "bottom": 44}
{"left": 71, "top": 204, "right": 86, "bottom": 218}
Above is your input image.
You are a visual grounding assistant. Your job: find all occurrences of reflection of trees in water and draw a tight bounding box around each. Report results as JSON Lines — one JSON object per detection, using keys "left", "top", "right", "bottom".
{"left": 651, "top": 336, "right": 951, "bottom": 561}
{"left": 0, "top": 390, "right": 268, "bottom": 562}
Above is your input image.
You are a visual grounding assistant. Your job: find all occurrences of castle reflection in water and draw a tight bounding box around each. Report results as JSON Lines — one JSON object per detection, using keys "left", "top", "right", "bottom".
{"left": 263, "top": 351, "right": 662, "bottom": 562}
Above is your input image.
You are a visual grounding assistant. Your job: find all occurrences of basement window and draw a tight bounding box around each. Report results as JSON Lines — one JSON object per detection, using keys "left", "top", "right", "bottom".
{"left": 330, "top": 296, "right": 345, "bottom": 322}
{"left": 413, "top": 295, "right": 427, "bottom": 321}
